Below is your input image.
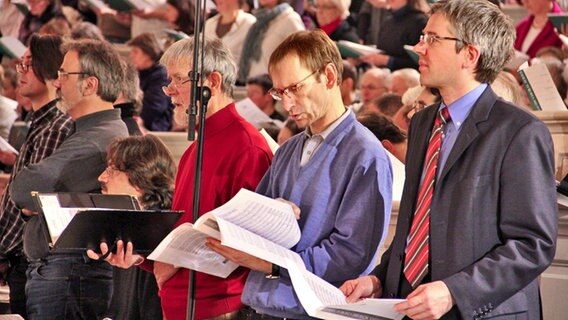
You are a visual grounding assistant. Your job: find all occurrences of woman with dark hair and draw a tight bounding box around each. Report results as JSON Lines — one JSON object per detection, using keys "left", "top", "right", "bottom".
{"left": 97, "top": 134, "right": 176, "bottom": 320}
{"left": 18, "top": 0, "right": 68, "bottom": 45}
{"left": 359, "top": 0, "right": 428, "bottom": 71}
{"left": 127, "top": 33, "right": 173, "bottom": 132}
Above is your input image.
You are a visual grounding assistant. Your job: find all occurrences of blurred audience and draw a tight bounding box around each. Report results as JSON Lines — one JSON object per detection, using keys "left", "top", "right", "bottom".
{"left": 205, "top": 0, "right": 256, "bottom": 64}
{"left": 246, "top": 74, "right": 286, "bottom": 121}
{"left": 314, "top": 0, "right": 359, "bottom": 43}
{"left": 237, "top": 0, "right": 305, "bottom": 83}
{"left": 127, "top": 33, "right": 173, "bottom": 131}
{"left": 358, "top": 113, "right": 407, "bottom": 163}
{"left": 390, "top": 68, "right": 420, "bottom": 96}
{"left": 514, "top": 0, "right": 563, "bottom": 58}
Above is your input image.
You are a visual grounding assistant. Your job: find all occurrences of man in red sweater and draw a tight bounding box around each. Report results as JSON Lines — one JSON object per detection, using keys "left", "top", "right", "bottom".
{"left": 91, "top": 37, "right": 273, "bottom": 319}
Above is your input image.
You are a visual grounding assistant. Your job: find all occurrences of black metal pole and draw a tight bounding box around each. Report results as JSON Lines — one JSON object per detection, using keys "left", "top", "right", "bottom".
{"left": 186, "top": 0, "right": 211, "bottom": 318}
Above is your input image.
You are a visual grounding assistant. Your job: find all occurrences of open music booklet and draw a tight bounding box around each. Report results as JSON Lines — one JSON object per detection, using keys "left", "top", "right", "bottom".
{"left": 148, "top": 188, "right": 404, "bottom": 319}
{"left": 147, "top": 188, "right": 301, "bottom": 278}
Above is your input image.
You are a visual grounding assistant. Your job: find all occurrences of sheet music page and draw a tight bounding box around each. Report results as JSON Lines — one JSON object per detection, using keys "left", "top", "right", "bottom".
{"left": 216, "top": 217, "right": 304, "bottom": 269}
{"left": 37, "top": 194, "right": 80, "bottom": 244}
{"left": 235, "top": 98, "right": 284, "bottom": 129}
{"left": 285, "top": 257, "right": 346, "bottom": 316}
{"left": 317, "top": 299, "right": 405, "bottom": 320}
{"left": 259, "top": 128, "right": 279, "bottom": 155}
{"left": 0, "top": 136, "right": 18, "bottom": 155}
{"left": 198, "top": 188, "right": 300, "bottom": 248}
{"left": 147, "top": 223, "right": 239, "bottom": 278}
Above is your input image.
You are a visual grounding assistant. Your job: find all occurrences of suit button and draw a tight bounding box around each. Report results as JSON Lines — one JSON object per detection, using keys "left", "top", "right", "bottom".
{"left": 389, "top": 293, "right": 395, "bottom": 298}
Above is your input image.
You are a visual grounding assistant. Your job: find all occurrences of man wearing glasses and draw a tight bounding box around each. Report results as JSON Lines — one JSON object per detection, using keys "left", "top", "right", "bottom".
{"left": 207, "top": 30, "right": 393, "bottom": 318}
{"left": 341, "top": 1, "right": 557, "bottom": 319}
{"left": 9, "top": 39, "right": 128, "bottom": 319}
{"left": 96, "top": 37, "right": 273, "bottom": 320}
{"left": 0, "top": 34, "right": 73, "bottom": 319}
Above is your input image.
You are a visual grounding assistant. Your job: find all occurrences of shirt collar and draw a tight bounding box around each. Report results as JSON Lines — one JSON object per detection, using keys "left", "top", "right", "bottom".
{"left": 442, "top": 83, "right": 487, "bottom": 129}
{"left": 305, "top": 108, "right": 351, "bottom": 140}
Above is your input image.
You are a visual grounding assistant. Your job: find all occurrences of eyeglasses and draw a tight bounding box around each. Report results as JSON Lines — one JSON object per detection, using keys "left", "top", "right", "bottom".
{"left": 162, "top": 77, "right": 191, "bottom": 94}
{"left": 103, "top": 165, "right": 123, "bottom": 177}
{"left": 16, "top": 63, "right": 31, "bottom": 74}
{"left": 268, "top": 70, "right": 319, "bottom": 101}
{"left": 407, "top": 100, "right": 428, "bottom": 121}
{"left": 57, "top": 70, "right": 90, "bottom": 80}
{"left": 419, "top": 34, "right": 466, "bottom": 46}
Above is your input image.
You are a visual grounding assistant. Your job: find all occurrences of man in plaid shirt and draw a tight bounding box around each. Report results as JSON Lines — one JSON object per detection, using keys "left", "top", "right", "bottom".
{"left": 0, "top": 34, "right": 73, "bottom": 318}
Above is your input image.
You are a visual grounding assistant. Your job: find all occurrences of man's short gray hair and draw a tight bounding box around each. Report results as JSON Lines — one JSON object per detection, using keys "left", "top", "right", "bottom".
{"left": 430, "top": 0, "right": 515, "bottom": 83}
{"left": 63, "top": 39, "right": 124, "bottom": 102}
{"left": 160, "top": 37, "right": 237, "bottom": 96}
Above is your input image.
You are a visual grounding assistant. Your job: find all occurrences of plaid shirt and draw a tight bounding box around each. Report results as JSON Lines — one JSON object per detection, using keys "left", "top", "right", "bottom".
{"left": 0, "top": 100, "right": 73, "bottom": 260}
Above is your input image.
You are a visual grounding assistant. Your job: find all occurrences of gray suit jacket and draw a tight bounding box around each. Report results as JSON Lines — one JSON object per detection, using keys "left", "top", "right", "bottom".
{"left": 373, "top": 87, "right": 558, "bottom": 319}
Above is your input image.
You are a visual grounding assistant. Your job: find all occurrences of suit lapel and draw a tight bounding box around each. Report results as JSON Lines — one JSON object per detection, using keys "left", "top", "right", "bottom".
{"left": 438, "top": 87, "right": 497, "bottom": 182}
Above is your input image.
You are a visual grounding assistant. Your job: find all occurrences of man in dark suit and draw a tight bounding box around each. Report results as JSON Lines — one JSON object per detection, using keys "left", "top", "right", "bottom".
{"left": 341, "top": 0, "right": 558, "bottom": 319}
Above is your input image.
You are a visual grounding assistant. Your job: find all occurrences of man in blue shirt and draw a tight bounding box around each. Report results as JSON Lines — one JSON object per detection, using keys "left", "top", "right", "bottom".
{"left": 207, "top": 30, "right": 393, "bottom": 318}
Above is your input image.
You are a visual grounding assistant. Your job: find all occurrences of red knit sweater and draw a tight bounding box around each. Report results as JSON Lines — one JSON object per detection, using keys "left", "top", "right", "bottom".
{"left": 159, "top": 103, "right": 273, "bottom": 319}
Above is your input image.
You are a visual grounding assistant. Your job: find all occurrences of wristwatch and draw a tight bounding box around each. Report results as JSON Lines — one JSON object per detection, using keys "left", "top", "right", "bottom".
{"left": 265, "top": 263, "right": 280, "bottom": 279}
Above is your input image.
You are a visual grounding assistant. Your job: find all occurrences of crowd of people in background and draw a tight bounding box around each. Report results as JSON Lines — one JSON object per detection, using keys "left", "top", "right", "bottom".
{"left": 0, "top": 0, "right": 564, "bottom": 319}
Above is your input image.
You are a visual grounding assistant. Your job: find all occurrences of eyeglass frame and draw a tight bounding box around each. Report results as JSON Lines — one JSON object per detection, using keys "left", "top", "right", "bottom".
{"left": 102, "top": 165, "right": 125, "bottom": 177}
{"left": 57, "top": 70, "right": 90, "bottom": 80}
{"left": 16, "top": 62, "right": 32, "bottom": 74}
{"left": 268, "top": 69, "right": 320, "bottom": 101}
{"left": 419, "top": 33, "right": 467, "bottom": 46}
{"left": 162, "top": 77, "right": 191, "bottom": 95}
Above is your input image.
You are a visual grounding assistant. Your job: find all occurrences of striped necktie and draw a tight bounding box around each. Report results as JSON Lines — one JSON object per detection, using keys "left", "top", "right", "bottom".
{"left": 404, "top": 107, "right": 451, "bottom": 288}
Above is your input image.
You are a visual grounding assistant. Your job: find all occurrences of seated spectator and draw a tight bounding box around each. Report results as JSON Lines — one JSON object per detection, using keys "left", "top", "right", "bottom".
{"left": 393, "top": 85, "right": 439, "bottom": 131}
{"left": 128, "top": 33, "right": 173, "bottom": 131}
{"left": 357, "top": 0, "right": 388, "bottom": 45}
{"left": 131, "top": 0, "right": 194, "bottom": 40}
{"left": 277, "top": 118, "right": 304, "bottom": 145}
{"left": 115, "top": 59, "right": 143, "bottom": 136}
{"left": 366, "top": 92, "right": 402, "bottom": 116}
{"left": 246, "top": 74, "right": 286, "bottom": 121}
{"left": 70, "top": 21, "right": 106, "bottom": 41}
{"left": 535, "top": 45, "right": 565, "bottom": 61}
{"left": 18, "top": 0, "right": 68, "bottom": 45}
{"left": 204, "top": 0, "right": 256, "bottom": 64}
{"left": 360, "top": 0, "right": 428, "bottom": 70}
{"left": 2, "top": 67, "right": 18, "bottom": 101}
{"left": 341, "top": 60, "right": 358, "bottom": 106}
{"left": 514, "top": 0, "right": 563, "bottom": 58}
{"left": 355, "top": 67, "right": 391, "bottom": 113}
{"left": 97, "top": 134, "right": 176, "bottom": 320}
{"left": 314, "top": 0, "right": 359, "bottom": 43}
{"left": 237, "top": 0, "right": 305, "bottom": 83}
{"left": 390, "top": 68, "right": 420, "bottom": 96}
{"left": 0, "top": 0, "right": 25, "bottom": 39}
{"left": 38, "top": 17, "right": 70, "bottom": 37}
{"left": 491, "top": 71, "right": 527, "bottom": 108}
{"left": 358, "top": 113, "right": 407, "bottom": 163}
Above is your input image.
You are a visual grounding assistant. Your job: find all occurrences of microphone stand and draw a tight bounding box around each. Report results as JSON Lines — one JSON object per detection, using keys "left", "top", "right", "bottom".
{"left": 186, "top": 0, "right": 210, "bottom": 318}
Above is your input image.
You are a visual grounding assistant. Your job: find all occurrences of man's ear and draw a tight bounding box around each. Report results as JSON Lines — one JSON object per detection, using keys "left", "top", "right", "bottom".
{"left": 81, "top": 76, "right": 99, "bottom": 96}
{"left": 323, "top": 62, "right": 338, "bottom": 88}
{"left": 462, "top": 44, "right": 481, "bottom": 71}
{"left": 206, "top": 71, "right": 223, "bottom": 95}
{"left": 381, "top": 139, "right": 394, "bottom": 153}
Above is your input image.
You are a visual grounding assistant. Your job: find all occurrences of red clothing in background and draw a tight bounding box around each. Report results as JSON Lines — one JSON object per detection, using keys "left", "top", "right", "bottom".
{"left": 514, "top": 1, "right": 563, "bottom": 58}
{"left": 160, "top": 103, "right": 273, "bottom": 320}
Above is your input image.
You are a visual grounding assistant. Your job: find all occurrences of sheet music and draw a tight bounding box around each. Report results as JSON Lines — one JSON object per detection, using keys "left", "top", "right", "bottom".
{"left": 147, "top": 223, "right": 239, "bottom": 278}
{"left": 235, "top": 98, "right": 284, "bottom": 129}
{"left": 202, "top": 188, "right": 300, "bottom": 248}
{"left": 0, "top": 136, "right": 18, "bottom": 155}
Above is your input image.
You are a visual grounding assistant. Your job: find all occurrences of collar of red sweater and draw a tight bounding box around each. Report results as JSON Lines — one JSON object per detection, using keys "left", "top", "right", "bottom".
{"left": 202, "top": 102, "right": 239, "bottom": 137}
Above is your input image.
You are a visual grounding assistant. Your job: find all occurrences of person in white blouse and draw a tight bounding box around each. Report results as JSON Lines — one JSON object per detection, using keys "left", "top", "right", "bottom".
{"left": 204, "top": 0, "right": 256, "bottom": 66}
{"left": 237, "top": 0, "right": 305, "bottom": 83}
